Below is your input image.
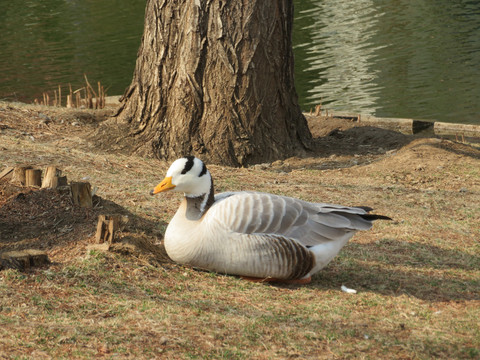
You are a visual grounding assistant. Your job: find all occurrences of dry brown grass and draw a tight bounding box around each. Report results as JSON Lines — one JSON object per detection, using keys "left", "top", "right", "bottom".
{"left": 0, "top": 102, "right": 479, "bottom": 359}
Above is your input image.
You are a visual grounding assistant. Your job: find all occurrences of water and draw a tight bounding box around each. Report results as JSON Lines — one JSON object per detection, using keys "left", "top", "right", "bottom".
{"left": 293, "top": 0, "right": 480, "bottom": 124}
{"left": 0, "top": 0, "right": 146, "bottom": 103}
{"left": 0, "top": 0, "right": 479, "bottom": 124}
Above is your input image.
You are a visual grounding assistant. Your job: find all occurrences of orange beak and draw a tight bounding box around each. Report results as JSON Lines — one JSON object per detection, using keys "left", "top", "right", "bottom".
{"left": 150, "top": 176, "right": 176, "bottom": 195}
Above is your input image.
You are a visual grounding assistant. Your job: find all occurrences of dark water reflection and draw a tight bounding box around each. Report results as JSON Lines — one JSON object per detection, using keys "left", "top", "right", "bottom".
{"left": 0, "top": 0, "right": 146, "bottom": 104}
{"left": 0, "top": 0, "right": 479, "bottom": 124}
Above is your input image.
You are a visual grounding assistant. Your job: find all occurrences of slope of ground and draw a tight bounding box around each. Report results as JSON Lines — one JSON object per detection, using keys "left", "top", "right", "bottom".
{"left": 0, "top": 101, "right": 478, "bottom": 359}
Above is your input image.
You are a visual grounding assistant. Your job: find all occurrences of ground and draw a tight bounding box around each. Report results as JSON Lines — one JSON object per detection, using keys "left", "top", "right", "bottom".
{"left": 0, "top": 101, "right": 479, "bottom": 359}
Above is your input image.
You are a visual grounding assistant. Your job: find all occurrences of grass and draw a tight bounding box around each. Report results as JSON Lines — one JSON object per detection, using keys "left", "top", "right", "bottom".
{"left": 1, "top": 103, "right": 479, "bottom": 359}
{"left": 1, "top": 237, "right": 479, "bottom": 359}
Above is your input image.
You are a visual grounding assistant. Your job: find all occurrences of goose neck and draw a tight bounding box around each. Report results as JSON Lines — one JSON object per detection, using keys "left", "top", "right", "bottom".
{"left": 184, "top": 178, "right": 215, "bottom": 220}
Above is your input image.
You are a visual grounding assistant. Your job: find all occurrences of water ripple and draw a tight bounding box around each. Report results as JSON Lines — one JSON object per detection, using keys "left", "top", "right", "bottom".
{"left": 294, "top": 0, "right": 480, "bottom": 123}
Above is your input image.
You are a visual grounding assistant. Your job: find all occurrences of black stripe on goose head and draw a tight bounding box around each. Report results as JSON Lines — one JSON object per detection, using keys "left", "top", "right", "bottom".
{"left": 181, "top": 156, "right": 195, "bottom": 174}
{"left": 199, "top": 161, "right": 207, "bottom": 177}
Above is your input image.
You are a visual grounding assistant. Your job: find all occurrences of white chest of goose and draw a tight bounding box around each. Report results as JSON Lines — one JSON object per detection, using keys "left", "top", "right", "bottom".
{"left": 151, "top": 156, "right": 390, "bottom": 284}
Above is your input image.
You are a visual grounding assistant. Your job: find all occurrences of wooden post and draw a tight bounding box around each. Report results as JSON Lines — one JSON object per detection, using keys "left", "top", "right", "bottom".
{"left": 70, "top": 182, "right": 93, "bottom": 208}
{"left": 25, "top": 169, "right": 42, "bottom": 187}
{"left": 67, "top": 84, "right": 74, "bottom": 108}
{"left": 95, "top": 215, "right": 129, "bottom": 244}
{"left": 87, "top": 88, "right": 93, "bottom": 109}
{"left": 75, "top": 91, "right": 81, "bottom": 108}
{"left": 58, "top": 85, "right": 62, "bottom": 107}
{"left": 66, "top": 95, "right": 73, "bottom": 108}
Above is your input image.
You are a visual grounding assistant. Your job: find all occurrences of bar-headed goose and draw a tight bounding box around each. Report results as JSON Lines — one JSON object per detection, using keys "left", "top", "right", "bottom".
{"left": 151, "top": 156, "right": 390, "bottom": 284}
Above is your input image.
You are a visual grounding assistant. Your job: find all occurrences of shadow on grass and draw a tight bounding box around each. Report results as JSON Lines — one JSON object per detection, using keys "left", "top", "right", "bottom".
{"left": 428, "top": 138, "right": 480, "bottom": 159}
{"left": 310, "top": 239, "right": 479, "bottom": 301}
{"left": 312, "top": 126, "right": 412, "bottom": 157}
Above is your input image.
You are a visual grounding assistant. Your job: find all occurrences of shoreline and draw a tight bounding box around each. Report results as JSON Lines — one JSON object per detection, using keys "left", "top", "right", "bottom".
{"left": 105, "top": 96, "right": 480, "bottom": 139}
{"left": 2, "top": 96, "right": 480, "bottom": 140}
{"left": 307, "top": 110, "right": 480, "bottom": 139}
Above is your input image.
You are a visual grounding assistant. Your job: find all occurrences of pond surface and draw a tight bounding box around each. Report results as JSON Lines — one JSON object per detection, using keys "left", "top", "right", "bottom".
{"left": 0, "top": 0, "right": 146, "bottom": 104}
{"left": 1, "top": 0, "right": 479, "bottom": 124}
{"left": 293, "top": 0, "right": 480, "bottom": 124}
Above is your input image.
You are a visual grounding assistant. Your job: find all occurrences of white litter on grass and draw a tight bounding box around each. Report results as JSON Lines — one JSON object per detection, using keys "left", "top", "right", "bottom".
{"left": 341, "top": 285, "right": 357, "bottom": 294}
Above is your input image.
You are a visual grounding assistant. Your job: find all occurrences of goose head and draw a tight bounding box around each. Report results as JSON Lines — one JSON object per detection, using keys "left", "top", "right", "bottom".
{"left": 150, "top": 156, "right": 212, "bottom": 198}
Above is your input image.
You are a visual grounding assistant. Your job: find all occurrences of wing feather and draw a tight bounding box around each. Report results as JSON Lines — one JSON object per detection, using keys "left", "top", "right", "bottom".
{"left": 207, "top": 191, "right": 375, "bottom": 248}
{"left": 310, "top": 212, "right": 352, "bottom": 228}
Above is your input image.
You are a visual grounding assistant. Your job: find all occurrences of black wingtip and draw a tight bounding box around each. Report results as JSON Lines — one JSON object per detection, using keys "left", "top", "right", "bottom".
{"left": 354, "top": 206, "right": 392, "bottom": 221}
{"left": 360, "top": 214, "right": 392, "bottom": 221}
{"left": 355, "top": 206, "right": 374, "bottom": 212}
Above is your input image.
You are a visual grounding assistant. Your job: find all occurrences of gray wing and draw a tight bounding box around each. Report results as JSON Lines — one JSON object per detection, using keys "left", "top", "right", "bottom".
{"left": 209, "top": 192, "right": 374, "bottom": 247}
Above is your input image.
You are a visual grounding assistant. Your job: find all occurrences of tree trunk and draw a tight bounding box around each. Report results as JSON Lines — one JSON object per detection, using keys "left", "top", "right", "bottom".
{"left": 112, "top": 0, "right": 312, "bottom": 166}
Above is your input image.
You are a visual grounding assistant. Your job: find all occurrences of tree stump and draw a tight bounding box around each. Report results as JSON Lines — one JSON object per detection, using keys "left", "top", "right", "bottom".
{"left": 0, "top": 250, "right": 50, "bottom": 271}
{"left": 41, "top": 166, "right": 67, "bottom": 189}
{"left": 11, "top": 166, "right": 32, "bottom": 185}
{"left": 70, "top": 182, "right": 93, "bottom": 208}
{"left": 25, "top": 169, "right": 42, "bottom": 187}
{"left": 95, "top": 215, "right": 129, "bottom": 244}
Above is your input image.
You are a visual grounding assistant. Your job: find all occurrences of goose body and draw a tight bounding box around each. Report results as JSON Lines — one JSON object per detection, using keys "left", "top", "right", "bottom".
{"left": 151, "top": 156, "right": 390, "bottom": 283}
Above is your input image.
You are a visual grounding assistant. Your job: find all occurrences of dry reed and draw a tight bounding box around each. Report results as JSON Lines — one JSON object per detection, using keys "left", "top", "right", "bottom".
{"left": 34, "top": 74, "right": 106, "bottom": 109}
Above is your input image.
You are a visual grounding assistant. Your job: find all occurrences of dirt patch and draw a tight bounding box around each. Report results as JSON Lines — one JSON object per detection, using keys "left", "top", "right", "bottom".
{"left": 0, "top": 182, "right": 97, "bottom": 252}
{"left": 0, "top": 178, "right": 166, "bottom": 265}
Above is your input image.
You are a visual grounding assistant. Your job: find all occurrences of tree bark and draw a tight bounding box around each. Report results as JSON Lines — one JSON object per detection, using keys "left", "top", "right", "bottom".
{"left": 112, "top": 0, "right": 312, "bottom": 166}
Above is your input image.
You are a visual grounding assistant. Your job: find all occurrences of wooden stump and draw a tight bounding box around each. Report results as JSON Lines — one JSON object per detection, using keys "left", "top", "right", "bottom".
{"left": 0, "top": 250, "right": 50, "bottom": 271}
{"left": 95, "top": 215, "right": 129, "bottom": 244}
{"left": 11, "top": 166, "right": 32, "bottom": 185}
{"left": 71, "top": 182, "right": 93, "bottom": 208}
{"left": 41, "top": 166, "right": 67, "bottom": 189}
{"left": 25, "top": 169, "right": 42, "bottom": 187}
